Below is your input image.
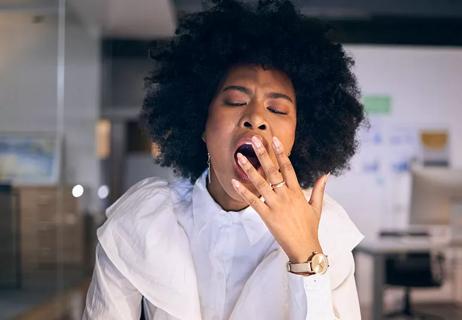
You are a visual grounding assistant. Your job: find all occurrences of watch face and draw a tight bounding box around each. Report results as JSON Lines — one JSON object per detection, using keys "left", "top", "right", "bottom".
{"left": 311, "top": 253, "right": 329, "bottom": 274}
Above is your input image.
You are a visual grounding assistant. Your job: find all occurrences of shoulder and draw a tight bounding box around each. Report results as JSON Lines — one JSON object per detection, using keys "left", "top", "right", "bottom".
{"left": 95, "top": 175, "right": 194, "bottom": 275}
{"left": 94, "top": 177, "right": 201, "bottom": 315}
{"left": 320, "top": 192, "right": 364, "bottom": 253}
{"left": 103, "top": 175, "right": 193, "bottom": 220}
{"left": 104, "top": 177, "right": 171, "bottom": 219}
{"left": 97, "top": 176, "right": 193, "bottom": 250}
{"left": 302, "top": 188, "right": 364, "bottom": 289}
{"left": 302, "top": 188, "right": 363, "bottom": 254}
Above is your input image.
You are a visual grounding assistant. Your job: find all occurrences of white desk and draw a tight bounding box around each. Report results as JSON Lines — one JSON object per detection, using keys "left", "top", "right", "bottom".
{"left": 355, "top": 237, "right": 462, "bottom": 320}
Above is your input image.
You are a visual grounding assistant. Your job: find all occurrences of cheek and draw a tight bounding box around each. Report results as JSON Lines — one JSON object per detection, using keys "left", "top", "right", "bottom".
{"left": 204, "top": 110, "right": 235, "bottom": 158}
{"left": 205, "top": 114, "right": 229, "bottom": 141}
{"left": 205, "top": 104, "right": 236, "bottom": 139}
{"left": 273, "top": 120, "right": 296, "bottom": 150}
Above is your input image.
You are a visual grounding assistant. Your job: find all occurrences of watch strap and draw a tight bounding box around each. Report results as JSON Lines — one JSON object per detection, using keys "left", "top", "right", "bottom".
{"left": 286, "top": 261, "right": 313, "bottom": 274}
{"left": 287, "top": 251, "right": 329, "bottom": 275}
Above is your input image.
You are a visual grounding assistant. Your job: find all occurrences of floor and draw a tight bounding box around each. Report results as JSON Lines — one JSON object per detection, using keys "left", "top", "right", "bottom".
{"left": 0, "top": 270, "right": 89, "bottom": 320}
{"left": 0, "top": 216, "right": 98, "bottom": 320}
{"left": 362, "top": 302, "right": 462, "bottom": 320}
{"left": 2, "top": 282, "right": 462, "bottom": 319}
{"left": 13, "top": 280, "right": 88, "bottom": 320}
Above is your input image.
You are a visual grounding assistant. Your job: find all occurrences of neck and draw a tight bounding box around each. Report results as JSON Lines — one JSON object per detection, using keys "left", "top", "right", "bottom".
{"left": 205, "top": 171, "right": 249, "bottom": 212}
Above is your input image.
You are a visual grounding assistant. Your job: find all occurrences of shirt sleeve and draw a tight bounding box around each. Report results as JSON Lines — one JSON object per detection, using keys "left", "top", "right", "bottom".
{"left": 288, "top": 271, "right": 336, "bottom": 319}
{"left": 291, "top": 251, "right": 361, "bottom": 320}
{"left": 82, "top": 243, "right": 143, "bottom": 320}
{"left": 330, "top": 251, "right": 361, "bottom": 319}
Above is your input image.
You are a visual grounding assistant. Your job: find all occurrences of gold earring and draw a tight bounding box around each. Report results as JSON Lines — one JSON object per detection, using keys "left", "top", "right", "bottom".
{"left": 207, "top": 153, "right": 211, "bottom": 184}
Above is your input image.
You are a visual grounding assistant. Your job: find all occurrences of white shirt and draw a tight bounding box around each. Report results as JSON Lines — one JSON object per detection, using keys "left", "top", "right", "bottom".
{"left": 83, "top": 170, "right": 364, "bottom": 320}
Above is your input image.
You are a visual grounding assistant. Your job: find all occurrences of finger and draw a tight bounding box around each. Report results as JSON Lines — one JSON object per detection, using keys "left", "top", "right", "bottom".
{"left": 272, "top": 136, "right": 300, "bottom": 189}
{"left": 231, "top": 178, "right": 270, "bottom": 219}
{"left": 236, "top": 152, "right": 278, "bottom": 206}
{"left": 309, "top": 173, "right": 330, "bottom": 215}
{"left": 251, "top": 135, "right": 284, "bottom": 186}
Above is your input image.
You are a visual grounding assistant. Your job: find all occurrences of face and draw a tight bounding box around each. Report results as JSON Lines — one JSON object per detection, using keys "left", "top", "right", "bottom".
{"left": 203, "top": 64, "right": 297, "bottom": 211}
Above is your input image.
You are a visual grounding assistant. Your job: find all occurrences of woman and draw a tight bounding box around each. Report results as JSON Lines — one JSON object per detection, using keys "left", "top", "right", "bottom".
{"left": 83, "top": 0, "right": 366, "bottom": 319}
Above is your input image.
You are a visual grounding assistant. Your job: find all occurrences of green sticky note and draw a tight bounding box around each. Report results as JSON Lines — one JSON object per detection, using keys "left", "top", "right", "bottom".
{"left": 362, "top": 96, "right": 391, "bottom": 114}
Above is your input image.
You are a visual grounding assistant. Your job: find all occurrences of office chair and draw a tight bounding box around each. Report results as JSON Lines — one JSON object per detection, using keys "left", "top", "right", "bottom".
{"left": 0, "top": 184, "right": 21, "bottom": 288}
{"left": 384, "top": 251, "right": 445, "bottom": 319}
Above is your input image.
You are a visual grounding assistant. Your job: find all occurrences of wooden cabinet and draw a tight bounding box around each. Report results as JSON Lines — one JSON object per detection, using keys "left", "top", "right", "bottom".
{"left": 15, "top": 186, "right": 84, "bottom": 282}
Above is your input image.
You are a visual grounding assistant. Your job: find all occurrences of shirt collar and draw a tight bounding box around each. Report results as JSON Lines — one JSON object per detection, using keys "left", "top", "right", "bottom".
{"left": 191, "top": 170, "right": 269, "bottom": 245}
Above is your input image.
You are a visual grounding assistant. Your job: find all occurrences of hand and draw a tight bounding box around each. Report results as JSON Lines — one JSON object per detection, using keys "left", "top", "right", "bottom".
{"left": 231, "top": 135, "right": 329, "bottom": 263}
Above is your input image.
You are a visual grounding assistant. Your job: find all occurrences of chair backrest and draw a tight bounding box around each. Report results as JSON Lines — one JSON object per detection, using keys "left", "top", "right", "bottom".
{"left": 0, "top": 184, "right": 20, "bottom": 288}
{"left": 379, "top": 230, "right": 445, "bottom": 288}
{"left": 385, "top": 252, "right": 443, "bottom": 287}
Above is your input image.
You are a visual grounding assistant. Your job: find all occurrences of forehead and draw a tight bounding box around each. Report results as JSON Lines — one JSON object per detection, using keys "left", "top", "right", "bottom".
{"left": 221, "top": 64, "right": 295, "bottom": 95}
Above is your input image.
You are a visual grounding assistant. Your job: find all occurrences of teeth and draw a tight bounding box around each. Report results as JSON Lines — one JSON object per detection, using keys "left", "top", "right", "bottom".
{"left": 236, "top": 142, "right": 252, "bottom": 151}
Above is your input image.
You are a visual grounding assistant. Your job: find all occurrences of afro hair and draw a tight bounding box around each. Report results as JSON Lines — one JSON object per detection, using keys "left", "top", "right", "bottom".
{"left": 141, "top": 0, "right": 366, "bottom": 187}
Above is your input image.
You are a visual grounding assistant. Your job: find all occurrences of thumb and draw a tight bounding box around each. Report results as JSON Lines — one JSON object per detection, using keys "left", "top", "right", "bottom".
{"left": 309, "top": 173, "right": 330, "bottom": 215}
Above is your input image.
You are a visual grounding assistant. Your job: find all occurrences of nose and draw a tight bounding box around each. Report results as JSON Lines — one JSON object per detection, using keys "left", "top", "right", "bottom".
{"left": 239, "top": 102, "right": 268, "bottom": 131}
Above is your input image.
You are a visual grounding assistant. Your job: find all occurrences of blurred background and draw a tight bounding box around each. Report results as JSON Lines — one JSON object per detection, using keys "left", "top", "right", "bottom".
{"left": 0, "top": 0, "right": 461, "bottom": 319}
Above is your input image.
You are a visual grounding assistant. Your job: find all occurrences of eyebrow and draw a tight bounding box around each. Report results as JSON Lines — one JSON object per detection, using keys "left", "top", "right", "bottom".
{"left": 222, "top": 85, "right": 294, "bottom": 104}
{"left": 268, "top": 92, "right": 293, "bottom": 104}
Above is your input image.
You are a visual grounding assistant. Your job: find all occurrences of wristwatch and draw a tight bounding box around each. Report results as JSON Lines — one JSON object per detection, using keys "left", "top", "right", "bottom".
{"left": 287, "top": 252, "right": 329, "bottom": 275}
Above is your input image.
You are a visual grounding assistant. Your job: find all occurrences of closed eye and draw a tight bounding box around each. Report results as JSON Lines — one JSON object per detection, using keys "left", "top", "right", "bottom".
{"left": 268, "top": 107, "right": 288, "bottom": 115}
{"left": 225, "top": 101, "right": 247, "bottom": 106}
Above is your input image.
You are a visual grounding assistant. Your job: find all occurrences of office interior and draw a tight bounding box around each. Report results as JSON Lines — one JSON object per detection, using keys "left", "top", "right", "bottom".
{"left": 0, "top": 0, "right": 461, "bottom": 319}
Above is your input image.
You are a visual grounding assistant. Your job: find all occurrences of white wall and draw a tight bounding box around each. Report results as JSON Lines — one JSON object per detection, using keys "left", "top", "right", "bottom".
{"left": 0, "top": 10, "right": 101, "bottom": 211}
{"left": 327, "top": 46, "right": 462, "bottom": 309}
{"left": 330, "top": 45, "right": 462, "bottom": 236}
{"left": 0, "top": 12, "right": 59, "bottom": 130}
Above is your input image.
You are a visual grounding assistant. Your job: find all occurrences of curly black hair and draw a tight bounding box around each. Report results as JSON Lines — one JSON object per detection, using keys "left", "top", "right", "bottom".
{"left": 141, "top": 0, "right": 366, "bottom": 188}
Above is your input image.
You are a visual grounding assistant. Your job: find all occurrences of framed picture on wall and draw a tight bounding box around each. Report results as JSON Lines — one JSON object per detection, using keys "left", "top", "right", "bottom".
{"left": 0, "top": 132, "right": 61, "bottom": 185}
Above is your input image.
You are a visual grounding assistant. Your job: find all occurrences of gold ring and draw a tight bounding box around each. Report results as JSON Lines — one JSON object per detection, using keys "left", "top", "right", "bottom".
{"left": 271, "top": 180, "right": 286, "bottom": 189}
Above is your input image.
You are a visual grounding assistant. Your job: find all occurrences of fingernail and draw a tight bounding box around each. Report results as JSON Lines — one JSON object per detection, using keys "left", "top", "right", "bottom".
{"left": 251, "top": 136, "right": 262, "bottom": 148}
{"left": 237, "top": 152, "right": 247, "bottom": 164}
{"left": 231, "top": 178, "right": 240, "bottom": 189}
{"left": 324, "top": 172, "right": 331, "bottom": 184}
{"left": 272, "top": 136, "right": 282, "bottom": 152}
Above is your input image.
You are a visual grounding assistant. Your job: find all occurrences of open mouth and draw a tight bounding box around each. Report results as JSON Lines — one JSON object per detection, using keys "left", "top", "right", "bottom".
{"left": 234, "top": 143, "right": 261, "bottom": 170}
